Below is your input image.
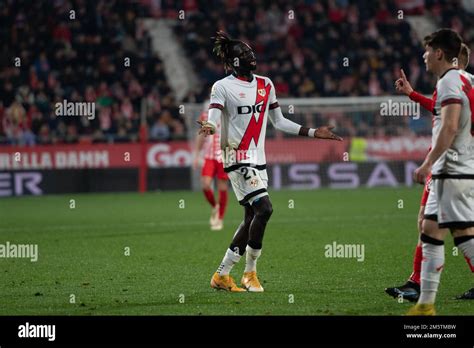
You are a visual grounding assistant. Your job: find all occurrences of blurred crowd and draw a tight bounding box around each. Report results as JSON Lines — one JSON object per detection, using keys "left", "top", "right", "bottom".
{"left": 175, "top": 0, "right": 473, "bottom": 137}
{"left": 1, "top": 0, "right": 473, "bottom": 145}
{"left": 0, "top": 0, "right": 186, "bottom": 145}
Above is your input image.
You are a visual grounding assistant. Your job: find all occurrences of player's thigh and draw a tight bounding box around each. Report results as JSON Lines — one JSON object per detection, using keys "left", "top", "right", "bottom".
{"left": 422, "top": 219, "right": 449, "bottom": 240}
{"left": 452, "top": 227, "right": 474, "bottom": 238}
{"left": 227, "top": 167, "right": 268, "bottom": 205}
{"left": 201, "top": 159, "right": 216, "bottom": 188}
{"left": 216, "top": 178, "right": 228, "bottom": 191}
{"left": 215, "top": 161, "right": 229, "bottom": 187}
{"left": 437, "top": 178, "right": 474, "bottom": 231}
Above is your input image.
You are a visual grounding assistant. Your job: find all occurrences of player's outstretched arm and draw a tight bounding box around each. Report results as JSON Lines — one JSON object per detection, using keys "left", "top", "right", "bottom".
{"left": 268, "top": 106, "right": 342, "bottom": 141}
{"left": 395, "top": 69, "right": 434, "bottom": 112}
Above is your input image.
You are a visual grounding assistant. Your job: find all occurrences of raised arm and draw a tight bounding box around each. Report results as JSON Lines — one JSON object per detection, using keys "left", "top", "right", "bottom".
{"left": 395, "top": 69, "right": 434, "bottom": 112}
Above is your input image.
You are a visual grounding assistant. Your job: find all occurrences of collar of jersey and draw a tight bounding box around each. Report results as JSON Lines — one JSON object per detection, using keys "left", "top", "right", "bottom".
{"left": 231, "top": 73, "right": 255, "bottom": 83}
{"left": 439, "top": 67, "right": 457, "bottom": 80}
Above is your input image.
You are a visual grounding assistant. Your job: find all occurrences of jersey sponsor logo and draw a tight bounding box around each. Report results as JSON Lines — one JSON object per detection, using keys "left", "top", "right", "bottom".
{"left": 237, "top": 77, "right": 272, "bottom": 158}
{"left": 237, "top": 104, "right": 264, "bottom": 114}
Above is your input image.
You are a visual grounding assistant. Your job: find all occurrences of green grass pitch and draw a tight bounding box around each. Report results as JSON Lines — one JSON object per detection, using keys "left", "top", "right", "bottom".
{"left": 0, "top": 187, "right": 472, "bottom": 315}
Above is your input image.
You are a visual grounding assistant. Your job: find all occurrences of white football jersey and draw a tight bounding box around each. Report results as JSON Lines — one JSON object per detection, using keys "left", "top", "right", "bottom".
{"left": 432, "top": 68, "right": 474, "bottom": 176}
{"left": 209, "top": 74, "right": 279, "bottom": 171}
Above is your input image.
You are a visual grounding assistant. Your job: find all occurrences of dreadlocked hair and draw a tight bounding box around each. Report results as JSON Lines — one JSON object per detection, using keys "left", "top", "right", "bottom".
{"left": 212, "top": 31, "right": 238, "bottom": 71}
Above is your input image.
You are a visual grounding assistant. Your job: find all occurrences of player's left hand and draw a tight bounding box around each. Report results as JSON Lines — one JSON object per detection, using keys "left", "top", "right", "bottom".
{"left": 413, "top": 162, "right": 431, "bottom": 184}
{"left": 314, "top": 126, "right": 343, "bottom": 141}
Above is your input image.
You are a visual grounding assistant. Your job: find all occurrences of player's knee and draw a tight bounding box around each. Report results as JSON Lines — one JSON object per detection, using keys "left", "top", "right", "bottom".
{"left": 263, "top": 202, "right": 273, "bottom": 220}
{"left": 201, "top": 179, "right": 212, "bottom": 191}
{"left": 256, "top": 199, "right": 273, "bottom": 221}
{"left": 420, "top": 233, "right": 444, "bottom": 245}
{"left": 422, "top": 219, "right": 433, "bottom": 234}
{"left": 244, "top": 214, "right": 254, "bottom": 225}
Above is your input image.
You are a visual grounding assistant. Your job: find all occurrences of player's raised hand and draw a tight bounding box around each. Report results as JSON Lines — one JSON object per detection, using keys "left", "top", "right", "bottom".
{"left": 314, "top": 126, "right": 343, "bottom": 141}
{"left": 394, "top": 69, "right": 414, "bottom": 96}
{"left": 197, "top": 120, "right": 216, "bottom": 137}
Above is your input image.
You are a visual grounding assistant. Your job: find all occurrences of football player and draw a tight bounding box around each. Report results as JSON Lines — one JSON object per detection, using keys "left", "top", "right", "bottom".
{"left": 407, "top": 29, "right": 474, "bottom": 315}
{"left": 386, "top": 42, "right": 474, "bottom": 302}
{"left": 193, "top": 101, "right": 229, "bottom": 231}
{"left": 198, "top": 31, "right": 342, "bottom": 292}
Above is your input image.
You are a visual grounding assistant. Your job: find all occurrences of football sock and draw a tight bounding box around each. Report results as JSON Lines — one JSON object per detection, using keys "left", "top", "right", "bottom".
{"left": 409, "top": 244, "right": 423, "bottom": 284}
{"left": 245, "top": 245, "right": 262, "bottom": 273}
{"left": 454, "top": 236, "right": 474, "bottom": 273}
{"left": 218, "top": 190, "right": 228, "bottom": 219}
{"left": 419, "top": 234, "right": 444, "bottom": 304}
{"left": 216, "top": 248, "right": 241, "bottom": 276}
{"left": 203, "top": 189, "right": 216, "bottom": 207}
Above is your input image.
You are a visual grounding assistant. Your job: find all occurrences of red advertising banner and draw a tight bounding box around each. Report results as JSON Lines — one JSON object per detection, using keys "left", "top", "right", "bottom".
{"left": 0, "top": 136, "right": 428, "bottom": 170}
{"left": 0, "top": 144, "right": 141, "bottom": 169}
{"left": 362, "top": 136, "right": 431, "bottom": 161}
{"left": 265, "top": 138, "right": 350, "bottom": 163}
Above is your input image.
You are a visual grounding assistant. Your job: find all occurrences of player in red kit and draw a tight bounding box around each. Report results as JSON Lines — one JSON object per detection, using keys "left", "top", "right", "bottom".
{"left": 193, "top": 102, "right": 229, "bottom": 231}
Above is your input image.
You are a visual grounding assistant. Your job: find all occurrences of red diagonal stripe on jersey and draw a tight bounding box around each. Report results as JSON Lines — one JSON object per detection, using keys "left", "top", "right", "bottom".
{"left": 460, "top": 74, "right": 474, "bottom": 135}
{"left": 237, "top": 77, "right": 272, "bottom": 157}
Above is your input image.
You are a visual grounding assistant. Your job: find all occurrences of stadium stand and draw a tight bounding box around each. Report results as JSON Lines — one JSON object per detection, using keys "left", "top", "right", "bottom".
{"left": 1, "top": 0, "right": 473, "bottom": 144}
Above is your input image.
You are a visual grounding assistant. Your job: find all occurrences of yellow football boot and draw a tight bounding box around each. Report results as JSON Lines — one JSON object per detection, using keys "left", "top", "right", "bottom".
{"left": 406, "top": 303, "right": 436, "bottom": 316}
{"left": 210, "top": 272, "right": 246, "bottom": 292}
{"left": 241, "top": 271, "right": 264, "bottom": 292}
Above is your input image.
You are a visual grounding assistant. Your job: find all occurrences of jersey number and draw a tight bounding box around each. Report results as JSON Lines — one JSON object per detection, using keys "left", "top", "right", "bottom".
{"left": 240, "top": 167, "right": 256, "bottom": 180}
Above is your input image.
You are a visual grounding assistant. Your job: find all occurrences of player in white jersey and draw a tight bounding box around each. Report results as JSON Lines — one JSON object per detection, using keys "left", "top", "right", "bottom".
{"left": 386, "top": 43, "right": 474, "bottom": 301}
{"left": 198, "top": 31, "right": 342, "bottom": 292}
{"left": 408, "top": 29, "right": 474, "bottom": 315}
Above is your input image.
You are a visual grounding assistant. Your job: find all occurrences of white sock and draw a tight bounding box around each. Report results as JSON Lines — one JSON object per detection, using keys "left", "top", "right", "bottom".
{"left": 244, "top": 245, "right": 262, "bottom": 273}
{"left": 419, "top": 242, "right": 444, "bottom": 304}
{"left": 216, "top": 248, "right": 241, "bottom": 276}
{"left": 457, "top": 237, "right": 474, "bottom": 270}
